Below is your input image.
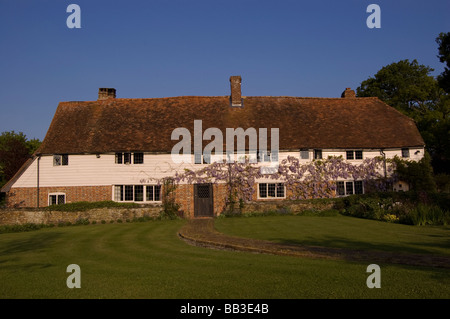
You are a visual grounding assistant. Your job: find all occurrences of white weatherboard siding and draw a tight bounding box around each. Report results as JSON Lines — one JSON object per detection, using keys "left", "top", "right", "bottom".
{"left": 11, "top": 148, "right": 424, "bottom": 188}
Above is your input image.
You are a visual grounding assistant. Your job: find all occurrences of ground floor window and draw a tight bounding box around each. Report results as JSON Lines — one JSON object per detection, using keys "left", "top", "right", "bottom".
{"left": 336, "top": 180, "right": 364, "bottom": 196}
{"left": 258, "top": 183, "right": 285, "bottom": 199}
{"left": 114, "top": 185, "right": 161, "bottom": 202}
{"left": 49, "top": 193, "right": 66, "bottom": 205}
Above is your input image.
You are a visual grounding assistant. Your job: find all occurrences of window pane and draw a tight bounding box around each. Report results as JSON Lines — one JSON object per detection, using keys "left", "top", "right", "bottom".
{"left": 154, "top": 185, "right": 161, "bottom": 201}
{"left": 401, "top": 148, "right": 410, "bottom": 158}
{"left": 259, "top": 184, "right": 267, "bottom": 198}
{"left": 62, "top": 154, "right": 69, "bottom": 165}
{"left": 124, "top": 185, "right": 133, "bottom": 201}
{"left": 300, "top": 150, "right": 309, "bottom": 160}
{"left": 114, "top": 185, "right": 123, "bottom": 201}
{"left": 271, "top": 151, "right": 278, "bottom": 163}
{"left": 53, "top": 155, "right": 61, "bottom": 166}
{"left": 345, "top": 182, "right": 354, "bottom": 195}
{"left": 337, "top": 181, "right": 345, "bottom": 196}
{"left": 264, "top": 151, "right": 271, "bottom": 162}
{"left": 346, "top": 151, "right": 354, "bottom": 160}
{"left": 146, "top": 186, "right": 154, "bottom": 201}
{"left": 203, "top": 153, "right": 211, "bottom": 164}
{"left": 115, "top": 153, "right": 123, "bottom": 164}
{"left": 268, "top": 183, "right": 276, "bottom": 197}
{"left": 194, "top": 152, "right": 202, "bottom": 164}
{"left": 276, "top": 183, "right": 284, "bottom": 198}
{"left": 314, "top": 149, "right": 322, "bottom": 159}
{"left": 124, "top": 153, "right": 132, "bottom": 164}
{"left": 355, "top": 181, "right": 363, "bottom": 194}
{"left": 57, "top": 195, "right": 65, "bottom": 205}
{"left": 134, "top": 153, "right": 144, "bottom": 164}
{"left": 355, "top": 151, "right": 363, "bottom": 160}
{"left": 49, "top": 195, "right": 57, "bottom": 205}
{"left": 135, "top": 185, "right": 144, "bottom": 201}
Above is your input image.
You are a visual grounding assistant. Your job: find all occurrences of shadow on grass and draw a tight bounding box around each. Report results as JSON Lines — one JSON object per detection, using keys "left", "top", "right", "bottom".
{"left": 269, "top": 236, "right": 450, "bottom": 256}
{"left": 0, "top": 232, "right": 63, "bottom": 256}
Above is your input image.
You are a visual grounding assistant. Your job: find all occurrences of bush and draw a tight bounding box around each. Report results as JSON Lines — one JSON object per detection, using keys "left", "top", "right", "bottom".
{"left": 336, "top": 191, "right": 450, "bottom": 226}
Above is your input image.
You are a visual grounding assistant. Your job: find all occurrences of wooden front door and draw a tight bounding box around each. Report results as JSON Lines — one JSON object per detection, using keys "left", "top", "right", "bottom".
{"left": 194, "top": 183, "right": 214, "bottom": 217}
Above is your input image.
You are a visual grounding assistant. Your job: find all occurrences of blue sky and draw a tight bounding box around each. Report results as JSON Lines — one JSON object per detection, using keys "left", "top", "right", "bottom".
{"left": 1, "top": 0, "right": 449, "bottom": 141}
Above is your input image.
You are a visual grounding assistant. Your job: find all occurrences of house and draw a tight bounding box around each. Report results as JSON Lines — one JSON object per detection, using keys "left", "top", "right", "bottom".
{"left": 1, "top": 76, "right": 425, "bottom": 217}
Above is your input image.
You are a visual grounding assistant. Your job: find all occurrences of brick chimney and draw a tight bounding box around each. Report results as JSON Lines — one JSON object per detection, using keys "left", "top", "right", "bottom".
{"left": 230, "top": 76, "right": 243, "bottom": 107}
{"left": 341, "top": 87, "right": 356, "bottom": 98}
{"left": 98, "top": 88, "right": 116, "bottom": 100}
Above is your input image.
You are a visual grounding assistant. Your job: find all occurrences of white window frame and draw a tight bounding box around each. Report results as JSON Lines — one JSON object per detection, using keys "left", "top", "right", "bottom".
{"left": 53, "top": 154, "right": 69, "bottom": 166}
{"left": 258, "top": 183, "right": 286, "bottom": 199}
{"left": 113, "top": 185, "right": 162, "bottom": 203}
{"left": 346, "top": 150, "right": 363, "bottom": 160}
{"left": 336, "top": 180, "right": 364, "bottom": 197}
{"left": 48, "top": 193, "right": 66, "bottom": 205}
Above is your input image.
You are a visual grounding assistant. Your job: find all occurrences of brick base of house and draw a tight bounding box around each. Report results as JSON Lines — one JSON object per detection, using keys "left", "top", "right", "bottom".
{"left": 6, "top": 186, "right": 112, "bottom": 208}
{"left": 5, "top": 182, "right": 339, "bottom": 218}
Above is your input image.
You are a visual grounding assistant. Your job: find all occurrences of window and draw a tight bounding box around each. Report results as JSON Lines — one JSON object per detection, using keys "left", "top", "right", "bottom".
{"left": 336, "top": 181, "right": 364, "bottom": 196}
{"left": 114, "top": 185, "right": 161, "bottom": 202}
{"left": 401, "top": 148, "right": 410, "bottom": 158}
{"left": 194, "top": 152, "right": 202, "bottom": 164}
{"left": 257, "top": 151, "right": 271, "bottom": 162}
{"left": 115, "top": 152, "right": 143, "bottom": 164}
{"left": 134, "top": 185, "right": 144, "bottom": 201}
{"left": 300, "top": 149, "right": 309, "bottom": 160}
{"left": 53, "top": 154, "right": 68, "bottom": 166}
{"left": 49, "top": 193, "right": 65, "bottom": 205}
{"left": 258, "top": 183, "right": 285, "bottom": 198}
{"left": 314, "top": 149, "right": 322, "bottom": 160}
{"left": 146, "top": 185, "right": 161, "bottom": 201}
{"left": 346, "top": 150, "right": 363, "bottom": 160}
{"left": 133, "top": 153, "right": 144, "bottom": 164}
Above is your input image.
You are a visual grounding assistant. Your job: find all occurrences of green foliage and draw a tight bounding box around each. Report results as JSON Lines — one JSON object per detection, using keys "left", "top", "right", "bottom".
{"left": 436, "top": 32, "right": 450, "bottom": 93}
{"left": 356, "top": 59, "right": 439, "bottom": 117}
{"left": 0, "top": 131, "right": 42, "bottom": 188}
{"left": 356, "top": 55, "right": 450, "bottom": 174}
{"left": 336, "top": 191, "right": 450, "bottom": 226}
{"left": 159, "top": 178, "right": 180, "bottom": 220}
{"left": 392, "top": 152, "right": 436, "bottom": 192}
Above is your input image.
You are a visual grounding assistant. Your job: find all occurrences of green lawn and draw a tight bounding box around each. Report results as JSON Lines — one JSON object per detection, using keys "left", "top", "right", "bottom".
{"left": 0, "top": 216, "right": 449, "bottom": 299}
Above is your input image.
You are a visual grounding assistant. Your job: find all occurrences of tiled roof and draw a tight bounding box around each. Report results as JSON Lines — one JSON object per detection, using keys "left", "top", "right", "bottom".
{"left": 36, "top": 95, "right": 424, "bottom": 155}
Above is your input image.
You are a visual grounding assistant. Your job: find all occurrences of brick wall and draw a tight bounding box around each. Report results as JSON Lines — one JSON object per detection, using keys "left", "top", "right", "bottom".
{"left": 6, "top": 186, "right": 112, "bottom": 208}
{"left": 0, "top": 206, "right": 162, "bottom": 226}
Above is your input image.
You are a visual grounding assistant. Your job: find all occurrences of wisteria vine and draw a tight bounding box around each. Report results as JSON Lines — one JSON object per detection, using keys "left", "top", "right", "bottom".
{"left": 142, "top": 156, "right": 396, "bottom": 203}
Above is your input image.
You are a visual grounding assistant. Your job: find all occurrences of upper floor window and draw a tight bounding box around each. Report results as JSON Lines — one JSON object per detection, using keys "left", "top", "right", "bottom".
{"left": 115, "top": 152, "right": 144, "bottom": 164}
{"left": 314, "top": 149, "right": 322, "bottom": 160}
{"left": 53, "top": 154, "right": 68, "bottom": 166}
{"left": 300, "top": 149, "right": 309, "bottom": 160}
{"left": 401, "top": 148, "right": 410, "bottom": 158}
{"left": 346, "top": 150, "right": 363, "bottom": 160}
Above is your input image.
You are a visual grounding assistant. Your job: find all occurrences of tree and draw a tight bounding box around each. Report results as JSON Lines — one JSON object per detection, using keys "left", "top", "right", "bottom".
{"left": 357, "top": 58, "right": 449, "bottom": 175}
{"left": 356, "top": 59, "right": 440, "bottom": 119}
{"left": 0, "top": 131, "right": 41, "bottom": 188}
{"left": 436, "top": 32, "right": 450, "bottom": 93}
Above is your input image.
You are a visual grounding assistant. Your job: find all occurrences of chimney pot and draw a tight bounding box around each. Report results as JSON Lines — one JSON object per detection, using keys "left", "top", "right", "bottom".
{"left": 341, "top": 87, "right": 356, "bottom": 98}
{"left": 229, "top": 76, "right": 242, "bottom": 107}
{"left": 98, "top": 88, "right": 116, "bottom": 100}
